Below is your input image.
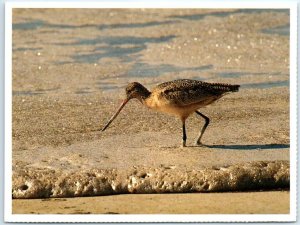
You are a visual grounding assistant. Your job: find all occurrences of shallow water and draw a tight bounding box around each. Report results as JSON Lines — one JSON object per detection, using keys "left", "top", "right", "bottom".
{"left": 126, "top": 63, "right": 213, "bottom": 78}
{"left": 169, "top": 9, "right": 289, "bottom": 21}
{"left": 13, "top": 19, "right": 179, "bottom": 31}
{"left": 13, "top": 8, "right": 290, "bottom": 87}
{"left": 13, "top": 91, "right": 43, "bottom": 96}
{"left": 261, "top": 24, "right": 290, "bottom": 36}
{"left": 242, "top": 80, "right": 289, "bottom": 89}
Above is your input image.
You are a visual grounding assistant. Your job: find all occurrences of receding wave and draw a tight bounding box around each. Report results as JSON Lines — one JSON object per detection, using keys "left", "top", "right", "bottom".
{"left": 12, "top": 160, "right": 289, "bottom": 199}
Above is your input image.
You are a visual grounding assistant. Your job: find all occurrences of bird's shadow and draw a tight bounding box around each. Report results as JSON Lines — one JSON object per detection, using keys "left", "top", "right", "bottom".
{"left": 201, "top": 143, "right": 289, "bottom": 150}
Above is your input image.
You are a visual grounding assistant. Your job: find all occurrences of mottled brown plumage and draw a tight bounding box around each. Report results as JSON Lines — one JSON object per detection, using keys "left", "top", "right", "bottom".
{"left": 102, "top": 79, "right": 240, "bottom": 147}
{"left": 152, "top": 79, "right": 239, "bottom": 107}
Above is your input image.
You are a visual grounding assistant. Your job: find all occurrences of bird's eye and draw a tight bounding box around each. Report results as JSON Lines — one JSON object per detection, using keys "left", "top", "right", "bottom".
{"left": 126, "top": 89, "right": 133, "bottom": 95}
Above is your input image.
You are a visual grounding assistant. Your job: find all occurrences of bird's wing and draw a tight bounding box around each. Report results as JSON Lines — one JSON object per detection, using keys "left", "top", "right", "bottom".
{"left": 154, "top": 79, "right": 229, "bottom": 106}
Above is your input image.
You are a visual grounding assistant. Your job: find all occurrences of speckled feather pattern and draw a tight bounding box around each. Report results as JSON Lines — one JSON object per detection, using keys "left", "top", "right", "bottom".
{"left": 153, "top": 79, "right": 240, "bottom": 106}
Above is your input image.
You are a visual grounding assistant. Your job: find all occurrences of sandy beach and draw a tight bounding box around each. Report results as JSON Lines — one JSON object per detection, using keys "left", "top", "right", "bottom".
{"left": 12, "top": 8, "right": 290, "bottom": 215}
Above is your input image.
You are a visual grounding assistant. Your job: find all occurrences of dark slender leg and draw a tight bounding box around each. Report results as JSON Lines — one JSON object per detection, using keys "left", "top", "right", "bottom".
{"left": 182, "top": 121, "right": 187, "bottom": 147}
{"left": 195, "top": 111, "right": 210, "bottom": 145}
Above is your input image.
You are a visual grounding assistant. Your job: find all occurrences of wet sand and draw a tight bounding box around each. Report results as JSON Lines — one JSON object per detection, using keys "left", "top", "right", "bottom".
{"left": 12, "top": 8, "right": 290, "bottom": 214}
{"left": 13, "top": 191, "right": 289, "bottom": 214}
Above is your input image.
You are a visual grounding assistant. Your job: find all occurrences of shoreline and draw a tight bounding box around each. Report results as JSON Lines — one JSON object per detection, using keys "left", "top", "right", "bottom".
{"left": 13, "top": 160, "right": 289, "bottom": 199}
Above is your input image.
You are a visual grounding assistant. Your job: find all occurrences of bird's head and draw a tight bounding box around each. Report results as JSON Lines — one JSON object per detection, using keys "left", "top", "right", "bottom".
{"left": 125, "top": 82, "right": 149, "bottom": 100}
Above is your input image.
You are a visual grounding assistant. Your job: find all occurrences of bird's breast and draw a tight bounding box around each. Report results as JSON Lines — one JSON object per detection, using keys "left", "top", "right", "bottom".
{"left": 144, "top": 93, "right": 163, "bottom": 109}
{"left": 144, "top": 93, "right": 196, "bottom": 118}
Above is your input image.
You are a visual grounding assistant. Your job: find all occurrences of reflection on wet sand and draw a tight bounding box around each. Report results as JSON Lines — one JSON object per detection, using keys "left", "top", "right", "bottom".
{"left": 169, "top": 8, "right": 289, "bottom": 20}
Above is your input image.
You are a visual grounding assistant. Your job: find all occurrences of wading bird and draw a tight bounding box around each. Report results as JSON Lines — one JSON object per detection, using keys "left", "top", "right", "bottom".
{"left": 102, "top": 79, "right": 239, "bottom": 147}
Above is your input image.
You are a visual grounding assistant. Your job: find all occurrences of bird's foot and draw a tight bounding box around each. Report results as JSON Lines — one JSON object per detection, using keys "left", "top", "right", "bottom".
{"left": 195, "top": 140, "right": 204, "bottom": 146}
{"left": 182, "top": 140, "right": 186, "bottom": 147}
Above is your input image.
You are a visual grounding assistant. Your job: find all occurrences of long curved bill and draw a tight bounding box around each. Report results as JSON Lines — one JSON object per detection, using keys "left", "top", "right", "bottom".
{"left": 101, "top": 98, "right": 129, "bottom": 131}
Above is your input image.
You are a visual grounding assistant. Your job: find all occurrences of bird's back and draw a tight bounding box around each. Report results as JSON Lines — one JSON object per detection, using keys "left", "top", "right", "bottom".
{"left": 152, "top": 79, "right": 240, "bottom": 107}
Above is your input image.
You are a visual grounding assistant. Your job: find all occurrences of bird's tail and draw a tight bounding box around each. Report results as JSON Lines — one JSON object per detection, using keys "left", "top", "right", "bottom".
{"left": 209, "top": 83, "right": 240, "bottom": 93}
{"left": 228, "top": 84, "right": 240, "bottom": 92}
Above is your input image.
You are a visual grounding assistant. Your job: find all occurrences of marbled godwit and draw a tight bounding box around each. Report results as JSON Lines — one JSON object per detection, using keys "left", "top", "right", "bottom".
{"left": 102, "top": 79, "right": 240, "bottom": 147}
